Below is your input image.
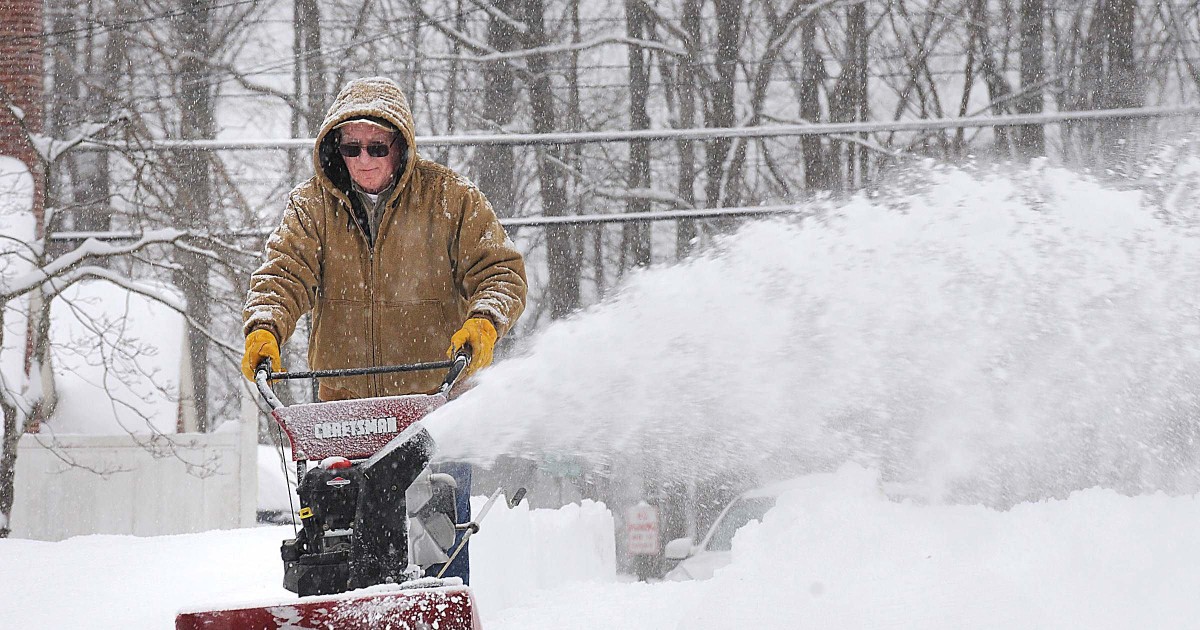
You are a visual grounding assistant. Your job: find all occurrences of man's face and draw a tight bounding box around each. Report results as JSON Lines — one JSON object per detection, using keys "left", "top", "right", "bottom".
{"left": 337, "top": 122, "right": 404, "bottom": 194}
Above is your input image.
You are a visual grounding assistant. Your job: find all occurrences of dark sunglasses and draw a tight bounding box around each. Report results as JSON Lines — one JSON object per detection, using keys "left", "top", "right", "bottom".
{"left": 337, "top": 137, "right": 398, "bottom": 158}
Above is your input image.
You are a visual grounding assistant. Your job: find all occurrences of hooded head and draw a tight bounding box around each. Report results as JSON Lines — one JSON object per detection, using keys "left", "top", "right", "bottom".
{"left": 314, "top": 77, "right": 418, "bottom": 200}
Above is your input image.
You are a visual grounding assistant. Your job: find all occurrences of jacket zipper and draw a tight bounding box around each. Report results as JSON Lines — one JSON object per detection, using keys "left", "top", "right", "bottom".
{"left": 368, "top": 245, "right": 378, "bottom": 397}
{"left": 342, "top": 192, "right": 380, "bottom": 397}
{"left": 369, "top": 192, "right": 402, "bottom": 397}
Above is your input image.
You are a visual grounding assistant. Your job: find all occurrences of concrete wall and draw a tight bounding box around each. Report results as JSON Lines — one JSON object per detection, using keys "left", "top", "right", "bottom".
{"left": 9, "top": 416, "right": 257, "bottom": 541}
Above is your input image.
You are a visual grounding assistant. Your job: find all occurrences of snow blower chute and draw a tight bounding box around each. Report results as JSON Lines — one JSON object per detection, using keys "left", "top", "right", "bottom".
{"left": 176, "top": 353, "right": 519, "bottom": 630}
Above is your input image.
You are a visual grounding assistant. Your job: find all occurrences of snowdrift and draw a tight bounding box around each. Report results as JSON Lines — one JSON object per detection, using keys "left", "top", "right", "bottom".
{"left": 0, "top": 499, "right": 615, "bottom": 629}
{"left": 680, "top": 464, "right": 1200, "bottom": 629}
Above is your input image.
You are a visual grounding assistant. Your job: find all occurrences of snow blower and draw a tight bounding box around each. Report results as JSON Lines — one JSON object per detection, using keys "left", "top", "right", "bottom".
{"left": 176, "top": 353, "right": 520, "bottom": 630}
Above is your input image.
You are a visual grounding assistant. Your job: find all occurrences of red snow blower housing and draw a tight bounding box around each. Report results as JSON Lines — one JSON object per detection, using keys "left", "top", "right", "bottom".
{"left": 176, "top": 353, "right": 518, "bottom": 630}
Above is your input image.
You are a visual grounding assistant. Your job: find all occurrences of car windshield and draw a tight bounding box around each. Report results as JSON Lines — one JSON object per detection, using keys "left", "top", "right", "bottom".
{"left": 705, "top": 496, "right": 775, "bottom": 551}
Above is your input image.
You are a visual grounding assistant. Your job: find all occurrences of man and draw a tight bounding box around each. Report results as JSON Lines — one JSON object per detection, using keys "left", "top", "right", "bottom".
{"left": 241, "top": 76, "right": 526, "bottom": 589}
{"left": 241, "top": 75, "right": 526, "bottom": 396}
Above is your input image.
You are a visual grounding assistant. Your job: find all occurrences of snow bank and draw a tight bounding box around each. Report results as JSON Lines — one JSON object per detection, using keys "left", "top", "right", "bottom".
{"left": 0, "top": 498, "right": 615, "bottom": 628}
{"left": 0, "top": 526, "right": 292, "bottom": 628}
{"left": 256, "top": 444, "right": 299, "bottom": 514}
{"left": 48, "top": 279, "right": 184, "bottom": 434}
{"left": 486, "top": 464, "right": 1200, "bottom": 630}
{"left": 428, "top": 161, "right": 1200, "bottom": 507}
{"left": 470, "top": 496, "right": 615, "bottom": 615}
{"left": 679, "top": 463, "right": 1200, "bottom": 629}
{"left": 6, "top": 467, "right": 1198, "bottom": 629}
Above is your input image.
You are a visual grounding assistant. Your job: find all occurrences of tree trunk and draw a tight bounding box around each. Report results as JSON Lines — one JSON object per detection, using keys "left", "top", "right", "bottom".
{"left": 523, "top": 0, "right": 578, "bottom": 318}
{"left": 0, "top": 306, "right": 18, "bottom": 536}
{"left": 955, "top": 1, "right": 980, "bottom": 153}
{"left": 975, "top": 0, "right": 1012, "bottom": 153}
{"left": 705, "top": 0, "right": 741, "bottom": 208}
{"left": 176, "top": 0, "right": 215, "bottom": 431}
{"left": 72, "top": 1, "right": 121, "bottom": 237}
{"left": 830, "top": 3, "right": 868, "bottom": 187}
{"left": 440, "top": 0, "right": 466, "bottom": 164}
{"left": 1015, "top": 0, "right": 1046, "bottom": 157}
{"left": 624, "top": 0, "right": 652, "bottom": 269}
{"left": 846, "top": 3, "right": 869, "bottom": 186}
{"left": 1085, "top": 0, "right": 1140, "bottom": 167}
{"left": 799, "top": 12, "right": 828, "bottom": 190}
{"left": 675, "top": 0, "right": 701, "bottom": 259}
{"left": 568, "top": 0, "right": 596, "bottom": 295}
{"left": 470, "top": 0, "right": 520, "bottom": 216}
{"left": 297, "top": 0, "right": 327, "bottom": 133}
{"left": 288, "top": 0, "right": 305, "bottom": 181}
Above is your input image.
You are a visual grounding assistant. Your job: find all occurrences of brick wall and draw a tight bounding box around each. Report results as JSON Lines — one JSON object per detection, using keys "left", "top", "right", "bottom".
{"left": 0, "top": 0, "right": 44, "bottom": 229}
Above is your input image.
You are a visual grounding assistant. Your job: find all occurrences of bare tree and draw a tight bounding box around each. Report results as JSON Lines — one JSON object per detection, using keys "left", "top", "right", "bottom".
{"left": 297, "top": 0, "right": 330, "bottom": 133}
{"left": 705, "top": 0, "right": 742, "bottom": 208}
{"left": 1082, "top": 0, "right": 1142, "bottom": 167}
{"left": 673, "top": 0, "right": 701, "bottom": 258}
{"left": 468, "top": 0, "right": 521, "bottom": 215}
{"left": 799, "top": 7, "right": 829, "bottom": 190}
{"left": 623, "top": 0, "right": 652, "bottom": 268}
{"left": 172, "top": 0, "right": 218, "bottom": 431}
{"left": 0, "top": 106, "right": 249, "bottom": 535}
{"left": 1015, "top": 0, "right": 1046, "bottom": 157}
{"left": 522, "top": 0, "right": 580, "bottom": 316}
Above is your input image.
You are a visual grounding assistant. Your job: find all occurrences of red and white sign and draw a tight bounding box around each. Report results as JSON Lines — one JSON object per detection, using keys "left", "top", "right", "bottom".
{"left": 625, "top": 503, "right": 661, "bottom": 555}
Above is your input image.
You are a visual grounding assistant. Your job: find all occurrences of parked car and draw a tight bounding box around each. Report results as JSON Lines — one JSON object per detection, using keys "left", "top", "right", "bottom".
{"left": 663, "top": 479, "right": 799, "bottom": 581}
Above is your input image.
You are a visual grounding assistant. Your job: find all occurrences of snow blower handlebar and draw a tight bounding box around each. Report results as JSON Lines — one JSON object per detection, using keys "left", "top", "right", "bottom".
{"left": 254, "top": 350, "right": 472, "bottom": 410}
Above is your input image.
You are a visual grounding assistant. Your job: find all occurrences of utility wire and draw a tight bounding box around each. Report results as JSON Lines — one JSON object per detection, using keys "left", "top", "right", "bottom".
{"left": 73, "top": 106, "right": 1200, "bottom": 152}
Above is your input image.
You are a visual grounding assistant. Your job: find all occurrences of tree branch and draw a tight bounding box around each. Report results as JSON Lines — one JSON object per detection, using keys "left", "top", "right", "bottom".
{"left": 422, "top": 35, "right": 687, "bottom": 64}
{"left": 1, "top": 229, "right": 186, "bottom": 301}
{"left": 43, "top": 265, "right": 241, "bottom": 357}
{"left": 468, "top": 0, "right": 527, "bottom": 35}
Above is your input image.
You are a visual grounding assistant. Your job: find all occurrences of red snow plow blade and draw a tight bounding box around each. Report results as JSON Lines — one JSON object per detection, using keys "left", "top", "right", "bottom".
{"left": 176, "top": 583, "right": 481, "bottom": 630}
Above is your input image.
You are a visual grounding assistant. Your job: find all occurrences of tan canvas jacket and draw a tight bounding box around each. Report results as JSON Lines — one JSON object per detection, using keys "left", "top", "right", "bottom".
{"left": 243, "top": 77, "right": 527, "bottom": 400}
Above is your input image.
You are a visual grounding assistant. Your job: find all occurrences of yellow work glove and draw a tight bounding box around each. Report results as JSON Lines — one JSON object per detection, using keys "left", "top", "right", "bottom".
{"left": 241, "top": 329, "right": 282, "bottom": 381}
{"left": 447, "top": 317, "right": 497, "bottom": 377}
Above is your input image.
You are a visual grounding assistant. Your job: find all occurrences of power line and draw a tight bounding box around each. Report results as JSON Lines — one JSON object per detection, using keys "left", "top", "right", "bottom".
{"left": 54, "top": 34, "right": 1200, "bottom": 109}
{"left": 75, "top": 106, "right": 1200, "bottom": 153}
{"left": 47, "top": 204, "right": 811, "bottom": 244}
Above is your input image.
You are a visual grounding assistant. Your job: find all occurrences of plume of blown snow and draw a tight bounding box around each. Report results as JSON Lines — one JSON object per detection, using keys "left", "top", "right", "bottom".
{"left": 426, "top": 159, "right": 1200, "bottom": 507}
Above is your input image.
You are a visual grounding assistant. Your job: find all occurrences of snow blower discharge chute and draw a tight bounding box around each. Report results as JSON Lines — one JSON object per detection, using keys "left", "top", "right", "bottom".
{"left": 176, "top": 353, "right": 525, "bottom": 630}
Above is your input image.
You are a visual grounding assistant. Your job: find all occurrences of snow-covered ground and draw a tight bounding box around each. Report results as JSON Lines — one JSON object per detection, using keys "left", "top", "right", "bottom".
{"left": 3, "top": 465, "right": 1200, "bottom": 628}
{"left": 7, "top": 159, "right": 1200, "bottom": 627}
{"left": 492, "top": 465, "right": 1200, "bottom": 630}
{"left": 47, "top": 279, "right": 184, "bottom": 435}
{"left": 0, "top": 496, "right": 615, "bottom": 628}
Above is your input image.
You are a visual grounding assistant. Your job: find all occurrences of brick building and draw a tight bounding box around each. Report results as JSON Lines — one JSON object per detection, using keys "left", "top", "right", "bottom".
{"left": 0, "top": 0, "right": 44, "bottom": 230}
